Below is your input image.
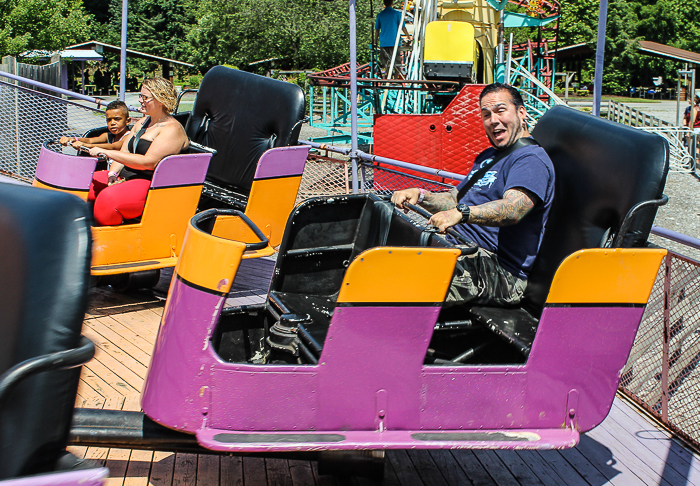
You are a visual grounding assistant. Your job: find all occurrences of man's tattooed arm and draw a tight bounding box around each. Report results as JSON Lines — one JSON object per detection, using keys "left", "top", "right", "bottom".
{"left": 467, "top": 188, "right": 537, "bottom": 227}
{"left": 420, "top": 188, "right": 459, "bottom": 213}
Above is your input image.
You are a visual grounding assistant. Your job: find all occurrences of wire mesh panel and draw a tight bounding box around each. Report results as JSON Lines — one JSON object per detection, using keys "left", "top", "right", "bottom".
{"left": 0, "top": 80, "right": 105, "bottom": 181}
{"left": 297, "top": 152, "right": 455, "bottom": 205}
{"left": 620, "top": 252, "right": 700, "bottom": 448}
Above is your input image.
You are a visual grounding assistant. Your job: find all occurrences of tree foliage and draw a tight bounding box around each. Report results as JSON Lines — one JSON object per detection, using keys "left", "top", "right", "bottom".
{"left": 7, "top": 0, "right": 700, "bottom": 94}
{"left": 559, "top": 0, "right": 700, "bottom": 93}
{"left": 0, "top": 0, "right": 91, "bottom": 56}
{"left": 187, "top": 0, "right": 378, "bottom": 73}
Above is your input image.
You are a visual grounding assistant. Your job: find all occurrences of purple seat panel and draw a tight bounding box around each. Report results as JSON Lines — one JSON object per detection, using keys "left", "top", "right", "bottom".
{"left": 142, "top": 278, "right": 645, "bottom": 444}
{"left": 0, "top": 468, "right": 108, "bottom": 486}
{"left": 34, "top": 146, "right": 96, "bottom": 190}
{"left": 150, "top": 153, "right": 212, "bottom": 189}
{"left": 253, "top": 145, "right": 309, "bottom": 180}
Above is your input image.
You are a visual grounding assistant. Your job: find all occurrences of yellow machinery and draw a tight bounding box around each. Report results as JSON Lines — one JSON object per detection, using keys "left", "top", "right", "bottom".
{"left": 423, "top": 21, "right": 479, "bottom": 81}
{"left": 421, "top": 0, "right": 499, "bottom": 83}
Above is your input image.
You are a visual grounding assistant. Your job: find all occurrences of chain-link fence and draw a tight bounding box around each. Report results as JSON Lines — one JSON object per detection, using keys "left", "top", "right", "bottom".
{"left": 620, "top": 250, "right": 700, "bottom": 449}
{"left": 297, "top": 151, "right": 455, "bottom": 206}
{"left": 0, "top": 79, "right": 105, "bottom": 181}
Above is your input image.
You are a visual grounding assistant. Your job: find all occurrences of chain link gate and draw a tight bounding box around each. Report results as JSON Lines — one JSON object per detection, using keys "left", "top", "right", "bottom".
{"left": 0, "top": 80, "right": 106, "bottom": 181}
{"left": 297, "top": 151, "right": 455, "bottom": 205}
{"left": 621, "top": 251, "right": 700, "bottom": 449}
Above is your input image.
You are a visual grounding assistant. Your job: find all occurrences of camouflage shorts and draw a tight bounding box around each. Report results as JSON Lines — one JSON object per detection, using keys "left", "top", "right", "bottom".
{"left": 445, "top": 246, "right": 527, "bottom": 307}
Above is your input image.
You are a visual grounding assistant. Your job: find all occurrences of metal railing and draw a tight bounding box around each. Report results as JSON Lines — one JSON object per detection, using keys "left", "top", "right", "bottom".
{"left": 607, "top": 100, "right": 696, "bottom": 173}
{"left": 0, "top": 79, "right": 107, "bottom": 181}
{"left": 620, "top": 227, "right": 700, "bottom": 450}
{"left": 607, "top": 99, "right": 671, "bottom": 127}
{"left": 296, "top": 146, "right": 455, "bottom": 206}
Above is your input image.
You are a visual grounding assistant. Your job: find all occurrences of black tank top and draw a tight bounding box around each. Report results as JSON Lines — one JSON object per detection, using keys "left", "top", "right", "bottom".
{"left": 121, "top": 117, "right": 154, "bottom": 181}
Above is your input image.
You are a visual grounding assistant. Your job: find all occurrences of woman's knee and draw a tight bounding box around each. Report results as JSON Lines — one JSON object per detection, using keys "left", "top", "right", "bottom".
{"left": 93, "top": 180, "right": 150, "bottom": 226}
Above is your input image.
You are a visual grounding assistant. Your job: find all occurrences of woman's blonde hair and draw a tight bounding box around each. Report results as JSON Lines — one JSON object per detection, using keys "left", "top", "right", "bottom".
{"left": 142, "top": 77, "right": 178, "bottom": 114}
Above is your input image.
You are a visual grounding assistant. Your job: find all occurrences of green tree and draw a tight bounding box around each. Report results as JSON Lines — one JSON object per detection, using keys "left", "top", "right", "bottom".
{"left": 0, "top": 0, "right": 92, "bottom": 56}
{"left": 187, "top": 0, "right": 378, "bottom": 73}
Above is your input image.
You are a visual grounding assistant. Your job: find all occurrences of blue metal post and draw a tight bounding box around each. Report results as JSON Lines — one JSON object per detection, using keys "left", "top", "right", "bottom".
{"left": 349, "top": 0, "right": 359, "bottom": 193}
{"left": 119, "top": 0, "right": 128, "bottom": 101}
{"left": 592, "top": 0, "right": 609, "bottom": 117}
{"left": 309, "top": 85, "right": 315, "bottom": 127}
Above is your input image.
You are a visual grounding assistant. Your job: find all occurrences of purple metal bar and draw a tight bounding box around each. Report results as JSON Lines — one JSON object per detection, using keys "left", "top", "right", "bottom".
{"left": 0, "top": 71, "right": 140, "bottom": 112}
{"left": 662, "top": 252, "right": 671, "bottom": 422}
{"left": 299, "top": 139, "right": 466, "bottom": 182}
{"left": 196, "top": 427, "right": 580, "bottom": 452}
{"left": 349, "top": 0, "right": 359, "bottom": 193}
{"left": 592, "top": 0, "right": 608, "bottom": 117}
{"left": 651, "top": 225, "right": 700, "bottom": 251}
{"left": 0, "top": 468, "right": 109, "bottom": 486}
{"left": 119, "top": 0, "right": 129, "bottom": 101}
{"left": 358, "top": 150, "right": 466, "bottom": 181}
{"left": 299, "top": 139, "right": 351, "bottom": 156}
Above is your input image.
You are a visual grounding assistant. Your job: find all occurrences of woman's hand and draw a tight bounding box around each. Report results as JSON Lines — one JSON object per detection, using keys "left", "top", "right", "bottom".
{"left": 89, "top": 147, "right": 107, "bottom": 157}
{"left": 71, "top": 140, "right": 84, "bottom": 149}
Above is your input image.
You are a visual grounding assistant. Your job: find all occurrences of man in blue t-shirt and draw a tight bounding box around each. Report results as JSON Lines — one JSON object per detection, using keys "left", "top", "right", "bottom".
{"left": 391, "top": 83, "right": 555, "bottom": 306}
{"left": 375, "top": 0, "right": 410, "bottom": 79}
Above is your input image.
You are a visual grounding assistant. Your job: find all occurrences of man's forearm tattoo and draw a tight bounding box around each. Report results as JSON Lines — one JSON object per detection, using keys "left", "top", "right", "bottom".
{"left": 420, "top": 188, "right": 458, "bottom": 213}
{"left": 468, "top": 189, "right": 536, "bottom": 227}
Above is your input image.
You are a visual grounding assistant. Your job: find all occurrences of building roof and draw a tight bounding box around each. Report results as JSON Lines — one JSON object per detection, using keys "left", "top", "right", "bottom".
{"left": 638, "top": 41, "right": 700, "bottom": 66}
{"left": 65, "top": 41, "right": 193, "bottom": 67}
{"left": 59, "top": 49, "right": 104, "bottom": 61}
{"left": 19, "top": 49, "right": 104, "bottom": 62}
{"left": 554, "top": 41, "right": 700, "bottom": 66}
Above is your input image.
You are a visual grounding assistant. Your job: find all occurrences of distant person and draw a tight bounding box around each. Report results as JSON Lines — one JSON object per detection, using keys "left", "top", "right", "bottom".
{"left": 683, "top": 95, "right": 700, "bottom": 134}
{"left": 94, "top": 69, "right": 105, "bottom": 94}
{"left": 374, "top": 0, "right": 410, "bottom": 79}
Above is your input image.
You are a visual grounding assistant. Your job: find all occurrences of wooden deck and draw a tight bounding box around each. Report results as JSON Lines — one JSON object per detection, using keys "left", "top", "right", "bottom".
{"left": 69, "top": 261, "right": 700, "bottom": 486}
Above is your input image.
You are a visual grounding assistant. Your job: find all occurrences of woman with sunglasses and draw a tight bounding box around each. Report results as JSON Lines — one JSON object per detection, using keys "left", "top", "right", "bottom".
{"left": 88, "top": 77, "right": 189, "bottom": 226}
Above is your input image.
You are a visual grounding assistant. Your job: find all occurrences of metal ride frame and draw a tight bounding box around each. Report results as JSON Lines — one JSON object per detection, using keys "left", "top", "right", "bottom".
{"left": 307, "top": 0, "right": 564, "bottom": 144}
{"left": 307, "top": 63, "right": 459, "bottom": 144}
{"left": 4, "top": 15, "right": 700, "bottom": 453}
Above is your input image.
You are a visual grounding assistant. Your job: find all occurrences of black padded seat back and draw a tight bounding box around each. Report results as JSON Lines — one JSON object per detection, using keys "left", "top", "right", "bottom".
{"left": 186, "top": 66, "right": 306, "bottom": 195}
{"left": 0, "top": 184, "right": 91, "bottom": 478}
{"left": 523, "top": 106, "right": 669, "bottom": 316}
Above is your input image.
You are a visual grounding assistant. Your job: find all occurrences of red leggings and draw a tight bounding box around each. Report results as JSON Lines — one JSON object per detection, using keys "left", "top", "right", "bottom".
{"left": 89, "top": 170, "right": 151, "bottom": 226}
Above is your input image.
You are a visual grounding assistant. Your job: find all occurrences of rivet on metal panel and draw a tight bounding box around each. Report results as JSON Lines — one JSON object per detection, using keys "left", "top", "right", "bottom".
{"left": 566, "top": 389, "right": 579, "bottom": 429}
{"left": 376, "top": 389, "right": 388, "bottom": 432}
{"left": 199, "top": 386, "right": 210, "bottom": 416}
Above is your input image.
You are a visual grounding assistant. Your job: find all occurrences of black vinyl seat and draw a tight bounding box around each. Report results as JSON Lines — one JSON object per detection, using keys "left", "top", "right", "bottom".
{"left": 267, "top": 195, "right": 451, "bottom": 362}
{"left": 186, "top": 66, "right": 306, "bottom": 203}
{"left": 468, "top": 105, "right": 670, "bottom": 357}
{"left": 0, "top": 184, "right": 93, "bottom": 478}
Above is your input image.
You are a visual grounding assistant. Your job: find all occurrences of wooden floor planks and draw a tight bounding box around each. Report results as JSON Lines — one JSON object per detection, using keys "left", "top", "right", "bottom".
{"left": 73, "top": 269, "right": 700, "bottom": 486}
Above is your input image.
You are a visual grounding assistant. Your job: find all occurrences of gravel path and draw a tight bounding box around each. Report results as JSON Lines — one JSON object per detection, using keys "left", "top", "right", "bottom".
{"left": 650, "top": 170, "right": 700, "bottom": 261}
